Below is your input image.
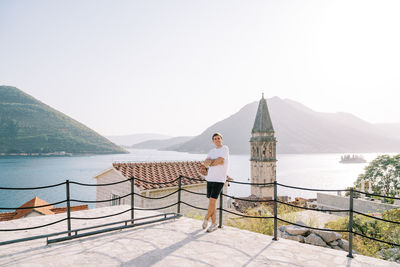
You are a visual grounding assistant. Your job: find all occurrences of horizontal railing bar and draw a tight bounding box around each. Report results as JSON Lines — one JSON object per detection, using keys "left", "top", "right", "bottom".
{"left": 0, "top": 181, "right": 66, "bottom": 190}
{"left": 353, "top": 189, "right": 400, "bottom": 200}
{"left": 134, "top": 202, "right": 179, "bottom": 211}
{"left": 277, "top": 183, "right": 349, "bottom": 192}
{"left": 70, "top": 192, "right": 132, "bottom": 204}
{"left": 0, "top": 218, "right": 67, "bottom": 232}
{"left": 221, "top": 208, "right": 274, "bottom": 219}
{"left": 70, "top": 179, "right": 130, "bottom": 187}
{"left": 0, "top": 228, "right": 70, "bottom": 246}
{"left": 277, "top": 217, "right": 349, "bottom": 233}
{"left": 0, "top": 200, "right": 67, "bottom": 210}
{"left": 353, "top": 210, "right": 400, "bottom": 224}
{"left": 353, "top": 231, "right": 400, "bottom": 247}
{"left": 228, "top": 181, "right": 274, "bottom": 186}
{"left": 133, "top": 190, "right": 179, "bottom": 200}
{"left": 276, "top": 200, "right": 350, "bottom": 213}
{"left": 179, "top": 176, "right": 205, "bottom": 182}
{"left": 180, "top": 201, "right": 208, "bottom": 211}
{"left": 71, "top": 208, "right": 133, "bottom": 220}
{"left": 47, "top": 214, "right": 181, "bottom": 244}
{"left": 181, "top": 188, "right": 207, "bottom": 196}
{"left": 133, "top": 176, "right": 181, "bottom": 185}
{"left": 222, "top": 193, "right": 274, "bottom": 202}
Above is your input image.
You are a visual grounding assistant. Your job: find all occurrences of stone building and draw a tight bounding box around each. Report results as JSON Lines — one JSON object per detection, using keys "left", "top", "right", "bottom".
{"left": 94, "top": 161, "right": 229, "bottom": 216}
{"left": 250, "top": 94, "right": 277, "bottom": 199}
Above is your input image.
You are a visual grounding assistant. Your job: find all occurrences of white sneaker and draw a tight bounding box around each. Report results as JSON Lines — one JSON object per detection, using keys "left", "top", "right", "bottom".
{"left": 207, "top": 223, "right": 218, "bottom": 233}
{"left": 202, "top": 218, "right": 209, "bottom": 229}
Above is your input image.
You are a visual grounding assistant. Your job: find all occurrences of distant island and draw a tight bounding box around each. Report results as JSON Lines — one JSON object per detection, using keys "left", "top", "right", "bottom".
{"left": 339, "top": 155, "right": 367, "bottom": 164}
{"left": 0, "top": 86, "right": 127, "bottom": 155}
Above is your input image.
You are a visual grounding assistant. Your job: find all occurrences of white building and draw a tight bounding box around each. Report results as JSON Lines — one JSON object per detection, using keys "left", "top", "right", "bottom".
{"left": 94, "top": 161, "right": 229, "bottom": 216}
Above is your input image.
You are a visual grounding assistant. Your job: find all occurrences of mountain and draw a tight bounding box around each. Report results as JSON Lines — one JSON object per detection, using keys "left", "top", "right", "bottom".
{"left": 0, "top": 86, "right": 127, "bottom": 155}
{"left": 166, "top": 101, "right": 258, "bottom": 154}
{"left": 374, "top": 123, "right": 400, "bottom": 140}
{"left": 131, "top": 136, "right": 193, "bottom": 150}
{"left": 106, "top": 133, "right": 172, "bottom": 146}
{"left": 169, "top": 97, "right": 400, "bottom": 154}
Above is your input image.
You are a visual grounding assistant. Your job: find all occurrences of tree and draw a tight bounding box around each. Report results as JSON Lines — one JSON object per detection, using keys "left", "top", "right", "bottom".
{"left": 355, "top": 154, "right": 400, "bottom": 198}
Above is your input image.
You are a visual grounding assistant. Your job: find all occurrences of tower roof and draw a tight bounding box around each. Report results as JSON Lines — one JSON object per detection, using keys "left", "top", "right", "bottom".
{"left": 252, "top": 94, "right": 274, "bottom": 133}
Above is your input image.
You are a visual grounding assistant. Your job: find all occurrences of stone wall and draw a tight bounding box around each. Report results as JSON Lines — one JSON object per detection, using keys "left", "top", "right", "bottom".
{"left": 317, "top": 193, "right": 400, "bottom": 214}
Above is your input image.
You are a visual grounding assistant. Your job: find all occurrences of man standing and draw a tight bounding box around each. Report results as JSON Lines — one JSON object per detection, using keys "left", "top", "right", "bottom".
{"left": 202, "top": 133, "right": 229, "bottom": 232}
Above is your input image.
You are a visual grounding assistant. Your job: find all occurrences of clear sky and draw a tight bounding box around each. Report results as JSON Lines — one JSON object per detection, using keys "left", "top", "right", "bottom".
{"left": 1, "top": 0, "right": 399, "bottom": 136}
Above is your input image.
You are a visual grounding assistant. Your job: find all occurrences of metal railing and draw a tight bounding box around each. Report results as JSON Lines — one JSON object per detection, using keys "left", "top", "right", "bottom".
{"left": 0, "top": 177, "right": 181, "bottom": 245}
{"left": 0, "top": 175, "right": 399, "bottom": 260}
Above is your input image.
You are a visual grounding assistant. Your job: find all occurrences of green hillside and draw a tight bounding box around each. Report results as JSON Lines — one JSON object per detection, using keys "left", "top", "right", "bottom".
{"left": 0, "top": 86, "right": 127, "bottom": 155}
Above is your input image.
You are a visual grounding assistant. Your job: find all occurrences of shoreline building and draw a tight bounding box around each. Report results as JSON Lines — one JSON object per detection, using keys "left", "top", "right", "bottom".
{"left": 250, "top": 94, "right": 277, "bottom": 199}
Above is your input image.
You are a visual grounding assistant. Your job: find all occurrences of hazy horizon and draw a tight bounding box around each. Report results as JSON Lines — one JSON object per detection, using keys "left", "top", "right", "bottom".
{"left": 1, "top": 0, "right": 399, "bottom": 136}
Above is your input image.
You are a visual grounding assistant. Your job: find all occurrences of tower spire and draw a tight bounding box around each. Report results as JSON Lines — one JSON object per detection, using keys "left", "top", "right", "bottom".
{"left": 251, "top": 95, "right": 274, "bottom": 134}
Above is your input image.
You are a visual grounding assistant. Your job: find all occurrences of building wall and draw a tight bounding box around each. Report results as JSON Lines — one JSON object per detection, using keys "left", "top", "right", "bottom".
{"left": 96, "top": 169, "right": 142, "bottom": 208}
{"left": 317, "top": 193, "right": 400, "bottom": 214}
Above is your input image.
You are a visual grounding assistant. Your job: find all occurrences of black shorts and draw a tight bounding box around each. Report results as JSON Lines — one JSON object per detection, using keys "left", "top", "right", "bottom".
{"left": 206, "top": 181, "right": 224, "bottom": 199}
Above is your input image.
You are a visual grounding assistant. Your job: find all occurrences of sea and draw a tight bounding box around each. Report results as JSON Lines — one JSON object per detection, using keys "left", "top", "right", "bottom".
{"left": 0, "top": 149, "right": 387, "bottom": 211}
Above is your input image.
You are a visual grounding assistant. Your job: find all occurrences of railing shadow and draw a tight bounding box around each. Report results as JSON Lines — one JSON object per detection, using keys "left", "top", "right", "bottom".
{"left": 121, "top": 229, "right": 206, "bottom": 266}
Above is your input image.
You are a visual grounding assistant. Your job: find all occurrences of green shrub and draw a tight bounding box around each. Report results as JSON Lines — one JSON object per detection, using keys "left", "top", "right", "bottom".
{"left": 226, "top": 203, "right": 303, "bottom": 236}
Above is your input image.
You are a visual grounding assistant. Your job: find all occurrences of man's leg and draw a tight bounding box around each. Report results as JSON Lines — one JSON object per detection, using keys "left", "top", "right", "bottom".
{"left": 206, "top": 197, "right": 219, "bottom": 232}
{"left": 206, "top": 198, "right": 217, "bottom": 221}
{"left": 210, "top": 198, "right": 217, "bottom": 224}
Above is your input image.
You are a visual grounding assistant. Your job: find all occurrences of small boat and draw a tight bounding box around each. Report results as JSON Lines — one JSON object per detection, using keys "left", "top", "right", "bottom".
{"left": 339, "top": 154, "right": 367, "bottom": 164}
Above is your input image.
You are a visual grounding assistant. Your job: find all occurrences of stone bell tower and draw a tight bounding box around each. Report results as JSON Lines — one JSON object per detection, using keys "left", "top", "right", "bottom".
{"left": 250, "top": 94, "right": 277, "bottom": 199}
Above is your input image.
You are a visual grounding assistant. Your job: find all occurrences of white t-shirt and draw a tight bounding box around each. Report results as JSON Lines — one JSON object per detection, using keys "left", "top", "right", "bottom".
{"left": 205, "top": 145, "right": 229, "bottom": 183}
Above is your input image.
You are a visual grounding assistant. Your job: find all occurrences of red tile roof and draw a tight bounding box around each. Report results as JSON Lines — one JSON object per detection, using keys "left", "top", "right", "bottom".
{"left": 0, "top": 197, "right": 88, "bottom": 221}
{"left": 51, "top": 205, "right": 89, "bottom": 214}
{"left": 112, "top": 161, "right": 209, "bottom": 190}
{"left": 13, "top": 196, "right": 54, "bottom": 219}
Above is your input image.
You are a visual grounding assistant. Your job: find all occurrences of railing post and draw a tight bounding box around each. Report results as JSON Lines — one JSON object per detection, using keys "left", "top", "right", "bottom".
{"left": 177, "top": 175, "right": 182, "bottom": 215}
{"left": 131, "top": 176, "right": 135, "bottom": 224}
{"left": 347, "top": 187, "right": 354, "bottom": 258}
{"left": 219, "top": 191, "right": 223, "bottom": 228}
{"left": 66, "top": 180, "right": 71, "bottom": 236}
{"left": 273, "top": 180, "right": 278, "bottom": 241}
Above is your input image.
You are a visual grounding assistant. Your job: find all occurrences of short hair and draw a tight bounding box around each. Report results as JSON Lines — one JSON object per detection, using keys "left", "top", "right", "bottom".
{"left": 212, "top": 133, "right": 223, "bottom": 140}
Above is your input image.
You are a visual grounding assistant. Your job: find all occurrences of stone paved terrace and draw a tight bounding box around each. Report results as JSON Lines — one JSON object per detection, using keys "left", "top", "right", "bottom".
{"left": 0, "top": 205, "right": 398, "bottom": 267}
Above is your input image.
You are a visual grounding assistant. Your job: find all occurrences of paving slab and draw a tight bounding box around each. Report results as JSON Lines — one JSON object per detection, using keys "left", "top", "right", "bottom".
{"left": 0, "top": 205, "right": 398, "bottom": 267}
